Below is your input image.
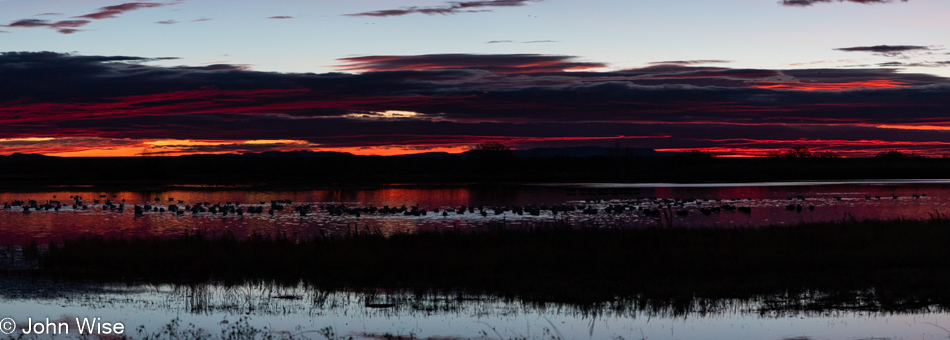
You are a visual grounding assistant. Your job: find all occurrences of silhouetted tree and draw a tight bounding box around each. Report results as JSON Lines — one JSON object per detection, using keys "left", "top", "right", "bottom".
{"left": 678, "top": 150, "right": 714, "bottom": 158}
{"left": 766, "top": 146, "right": 840, "bottom": 159}
{"left": 788, "top": 146, "right": 813, "bottom": 158}
{"left": 608, "top": 142, "right": 631, "bottom": 158}
{"left": 815, "top": 151, "right": 842, "bottom": 159}
{"left": 469, "top": 142, "right": 515, "bottom": 159}
{"left": 472, "top": 142, "right": 512, "bottom": 152}
{"left": 875, "top": 150, "right": 922, "bottom": 159}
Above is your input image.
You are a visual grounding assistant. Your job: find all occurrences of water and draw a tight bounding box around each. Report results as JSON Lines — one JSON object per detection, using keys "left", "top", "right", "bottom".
{"left": 1, "top": 278, "right": 950, "bottom": 339}
{"left": 4, "top": 181, "right": 950, "bottom": 339}
{"left": 1, "top": 181, "right": 948, "bottom": 245}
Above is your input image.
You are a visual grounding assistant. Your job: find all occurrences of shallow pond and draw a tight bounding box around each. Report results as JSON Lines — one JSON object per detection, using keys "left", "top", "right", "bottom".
{"left": 5, "top": 181, "right": 950, "bottom": 339}
{"left": 2, "top": 181, "right": 950, "bottom": 245}
{"left": 1, "top": 278, "right": 950, "bottom": 340}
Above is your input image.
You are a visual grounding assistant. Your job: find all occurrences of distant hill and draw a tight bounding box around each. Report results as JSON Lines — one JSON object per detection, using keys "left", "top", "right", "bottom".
{"left": 6, "top": 153, "right": 52, "bottom": 158}
{"left": 385, "top": 146, "right": 676, "bottom": 158}
{"left": 234, "top": 151, "right": 356, "bottom": 158}
{"left": 2, "top": 147, "right": 674, "bottom": 160}
{"left": 511, "top": 146, "right": 674, "bottom": 158}
{"left": 2, "top": 148, "right": 949, "bottom": 187}
{"left": 391, "top": 152, "right": 457, "bottom": 158}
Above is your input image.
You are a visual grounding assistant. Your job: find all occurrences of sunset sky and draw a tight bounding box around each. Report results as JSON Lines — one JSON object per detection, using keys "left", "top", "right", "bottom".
{"left": 2, "top": 0, "right": 950, "bottom": 156}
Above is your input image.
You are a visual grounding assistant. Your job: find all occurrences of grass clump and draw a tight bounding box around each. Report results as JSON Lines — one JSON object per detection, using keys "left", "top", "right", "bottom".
{"left": 33, "top": 218, "right": 950, "bottom": 307}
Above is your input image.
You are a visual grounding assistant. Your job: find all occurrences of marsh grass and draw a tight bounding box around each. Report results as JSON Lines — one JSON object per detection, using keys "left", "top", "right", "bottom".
{"left": 30, "top": 218, "right": 950, "bottom": 309}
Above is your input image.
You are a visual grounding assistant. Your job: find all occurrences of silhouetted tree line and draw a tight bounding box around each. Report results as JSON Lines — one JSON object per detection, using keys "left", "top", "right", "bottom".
{"left": 874, "top": 150, "right": 924, "bottom": 159}
{"left": 467, "top": 141, "right": 515, "bottom": 159}
{"left": 766, "top": 146, "right": 841, "bottom": 159}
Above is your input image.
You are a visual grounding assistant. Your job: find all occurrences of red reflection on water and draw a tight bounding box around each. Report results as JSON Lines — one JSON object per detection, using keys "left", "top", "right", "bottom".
{"left": 1, "top": 183, "right": 948, "bottom": 246}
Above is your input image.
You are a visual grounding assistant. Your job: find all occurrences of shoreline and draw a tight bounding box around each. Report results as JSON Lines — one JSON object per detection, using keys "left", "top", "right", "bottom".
{"left": 4, "top": 156, "right": 950, "bottom": 190}
{"left": 3, "top": 178, "right": 950, "bottom": 193}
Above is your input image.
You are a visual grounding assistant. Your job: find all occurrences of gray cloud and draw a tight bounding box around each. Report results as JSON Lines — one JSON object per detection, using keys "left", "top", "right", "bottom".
{"left": 346, "top": 0, "right": 542, "bottom": 17}
{"left": 5, "top": 19, "right": 53, "bottom": 27}
{"left": 782, "top": 0, "right": 908, "bottom": 6}
{"left": 3, "top": 19, "right": 91, "bottom": 34}
{"left": 878, "top": 61, "right": 950, "bottom": 67}
{"left": 649, "top": 60, "right": 731, "bottom": 65}
{"left": 486, "top": 40, "right": 556, "bottom": 44}
{"left": 51, "top": 20, "right": 91, "bottom": 28}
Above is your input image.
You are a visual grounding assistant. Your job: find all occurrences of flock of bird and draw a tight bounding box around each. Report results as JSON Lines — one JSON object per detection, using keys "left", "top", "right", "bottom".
{"left": 0, "top": 191, "right": 931, "bottom": 222}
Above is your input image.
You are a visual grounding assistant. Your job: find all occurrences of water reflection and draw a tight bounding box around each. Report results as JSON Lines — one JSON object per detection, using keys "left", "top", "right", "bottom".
{"left": 2, "top": 182, "right": 950, "bottom": 246}
{"left": 2, "top": 278, "right": 950, "bottom": 339}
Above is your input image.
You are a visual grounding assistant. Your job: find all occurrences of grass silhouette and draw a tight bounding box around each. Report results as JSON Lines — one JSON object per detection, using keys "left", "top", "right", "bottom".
{"left": 31, "top": 217, "right": 950, "bottom": 309}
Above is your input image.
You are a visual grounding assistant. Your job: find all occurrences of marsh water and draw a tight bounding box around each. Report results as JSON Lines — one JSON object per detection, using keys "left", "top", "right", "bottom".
{"left": 3, "top": 279, "right": 950, "bottom": 339}
{"left": 2, "top": 180, "right": 950, "bottom": 245}
{"left": 5, "top": 180, "right": 950, "bottom": 339}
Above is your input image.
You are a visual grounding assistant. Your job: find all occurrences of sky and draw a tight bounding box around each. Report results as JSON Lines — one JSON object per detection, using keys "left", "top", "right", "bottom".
{"left": 1, "top": 0, "right": 950, "bottom": 157}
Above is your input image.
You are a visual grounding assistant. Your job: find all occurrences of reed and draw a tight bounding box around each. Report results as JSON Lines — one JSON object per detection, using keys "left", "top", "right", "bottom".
{"left": 32, "top": 217, "right": 950, "bottom": 306}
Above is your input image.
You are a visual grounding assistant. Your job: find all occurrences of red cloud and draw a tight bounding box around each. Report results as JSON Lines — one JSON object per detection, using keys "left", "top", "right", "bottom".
{"left": 3, "top": 52, "right": 950, "bottom": 157}
{"left": 77, "top": 2, "right": 169, "bottom": 20}
{"left": 749, "top": 80, "right": 909, "bottom": 91}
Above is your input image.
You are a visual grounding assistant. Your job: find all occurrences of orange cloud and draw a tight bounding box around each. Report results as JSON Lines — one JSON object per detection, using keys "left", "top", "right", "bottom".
{"left": 749, "top": 80, "right": 910, "bottom": 91}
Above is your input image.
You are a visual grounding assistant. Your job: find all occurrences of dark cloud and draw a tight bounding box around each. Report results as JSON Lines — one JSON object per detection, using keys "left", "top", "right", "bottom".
{"left": 337, "top": 54, "right": 606, "bottom": 73}
{"left": 346, "top": 0, "right": 542, "bottom": 17}
{"left": 836, "top": 45, "right": 930, "bottom": 53}
{"left": 781, "top": 0, "right": 908, "bottom": 6}
{"left": 5, "top": 19, "right": 90, "bottom": 28}
{"left": 878, "top": 61, "right": 950, "bottom": 67}
{"left": 156, "top": 20, "right": 178, "bottom": 24}
{"left": 2, "top": 51, "right": 950, "bottom": 156}
{"left": 487, "top": 40, "right": 556, "bottom": 44}
{"left": 76, "top": 2, "right": 169, "bottom": 20}
{"left": 192, "top": 18, "right": 213, "bottom": 22}
{"left": 5, "top": 2, "right": 172, "bottom": 34}
{"left": 51, "top": 20, "right": 91, "bottom": 28}
{"left": 4, "top": 19, "right": 91, "bottom": 34}
{"left": 835, "top": 45, "right": 935, "bottom": 58}
{"left": 649, "top": 60, "right": 731, "bottom": 65}
{"left": 5, "top": 19, "right": 52, "bottom": 28}
{"left": 174, "top": 64, "right": 250, "bottom": 71}
{"left": 268, "top": 16, "right": 293, "bottom": 19}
